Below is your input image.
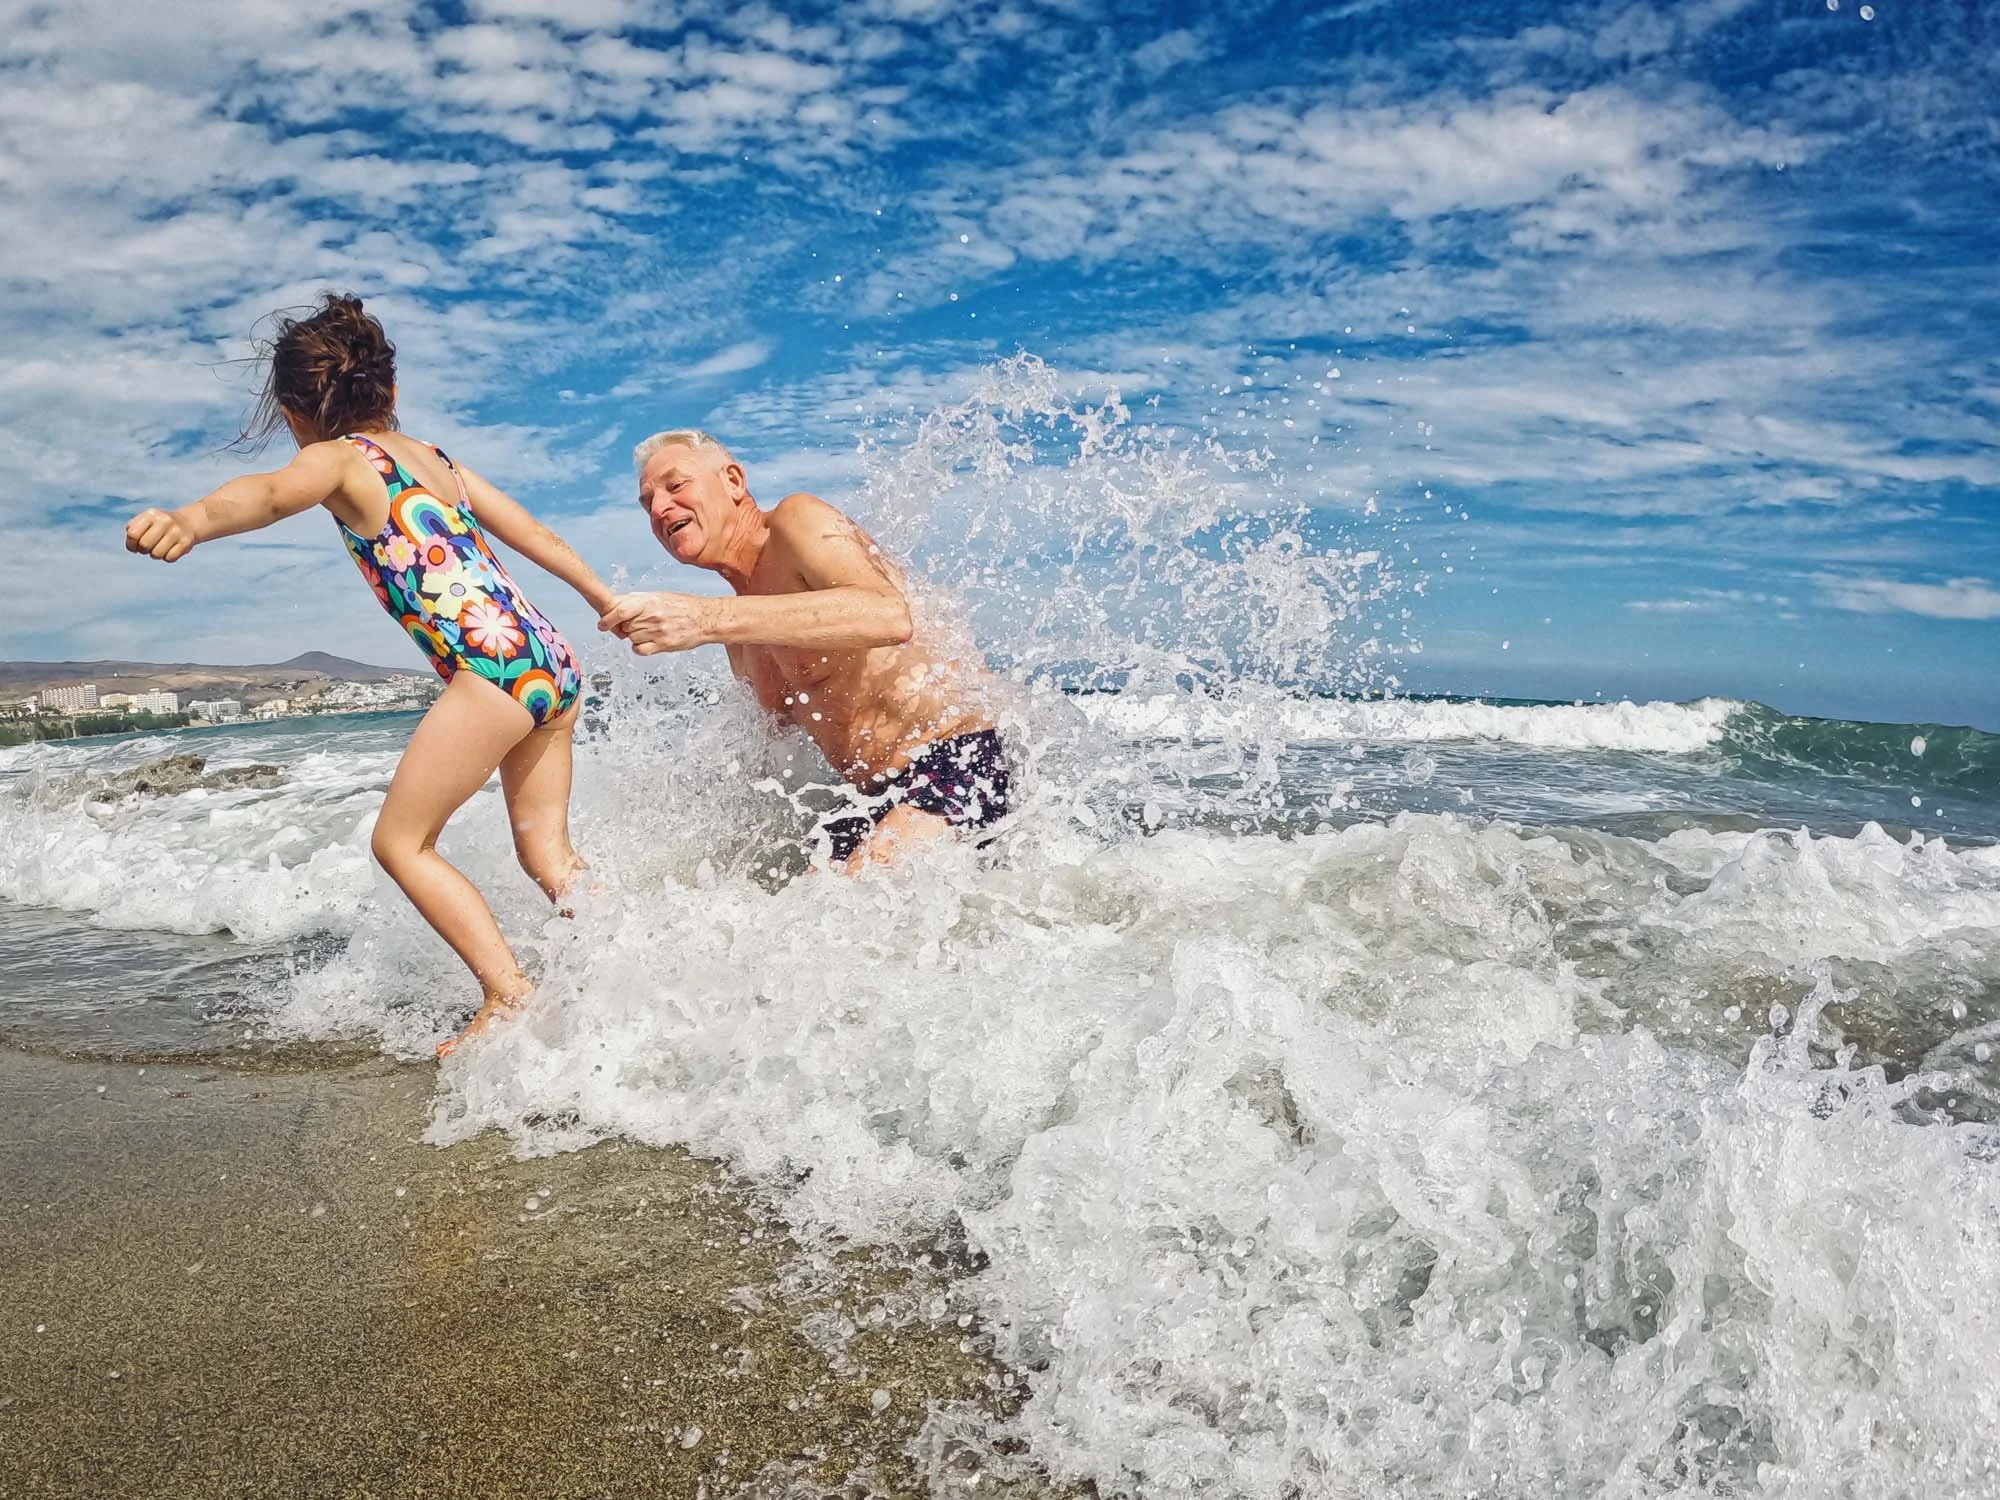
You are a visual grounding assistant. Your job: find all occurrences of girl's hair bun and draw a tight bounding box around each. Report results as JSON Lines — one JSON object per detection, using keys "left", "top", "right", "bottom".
{"left": 241, "top": 292, "right": 399, "bottom": 447}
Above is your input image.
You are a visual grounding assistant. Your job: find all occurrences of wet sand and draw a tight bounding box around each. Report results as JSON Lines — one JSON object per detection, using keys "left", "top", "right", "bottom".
{"left": 0, "top": 1046, "right": 1028, "bottom": 1499}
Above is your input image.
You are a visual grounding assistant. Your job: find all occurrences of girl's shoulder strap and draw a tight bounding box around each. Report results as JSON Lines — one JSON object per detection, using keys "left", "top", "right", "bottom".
{"left": 340, "top": 432, "right": 413, "bottom": 493}
{"left": 430, "top": 443, "right": 476, "bottom": 512}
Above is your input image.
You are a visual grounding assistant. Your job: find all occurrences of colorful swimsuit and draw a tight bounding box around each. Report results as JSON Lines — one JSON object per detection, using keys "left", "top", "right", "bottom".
{"left": 336, "top": 434, "right": 582, "bottom": 725}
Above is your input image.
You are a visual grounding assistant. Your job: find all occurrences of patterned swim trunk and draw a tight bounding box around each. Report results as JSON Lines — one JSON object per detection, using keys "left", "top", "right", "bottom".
{"left": 818, "top": 729, "right": 1015, "bottom": 863}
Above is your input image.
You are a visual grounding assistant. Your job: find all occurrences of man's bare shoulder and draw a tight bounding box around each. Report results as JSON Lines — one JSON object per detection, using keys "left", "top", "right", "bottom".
{"left": 766, "top": 491, "right": 901, "bottom": 590}
{"left": 768, "top": 491, "right": 845, "bottom": 530}
{"left": 768, "top": 491, "right": 889, "bottom": 556}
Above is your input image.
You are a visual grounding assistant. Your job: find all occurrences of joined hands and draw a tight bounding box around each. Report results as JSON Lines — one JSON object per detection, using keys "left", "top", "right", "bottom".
{"left": 597, "top": 591, "right": 717, "bottom": 655}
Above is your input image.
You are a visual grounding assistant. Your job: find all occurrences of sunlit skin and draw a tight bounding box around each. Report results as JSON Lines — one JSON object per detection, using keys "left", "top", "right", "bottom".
{"left": 598, "top": 439, "right": 998, "bottom": 867}
{"left": 127, "top": 403, "right": 613, "bottom": 1057}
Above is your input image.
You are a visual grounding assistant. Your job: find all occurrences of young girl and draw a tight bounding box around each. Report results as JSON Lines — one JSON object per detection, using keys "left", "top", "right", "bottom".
{"left": 125, "top": 293, "right": 614, "bottom": 1057}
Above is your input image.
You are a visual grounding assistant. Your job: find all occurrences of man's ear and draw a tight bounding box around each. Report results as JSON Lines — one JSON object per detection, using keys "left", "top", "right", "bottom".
{"left": 723, "top": 461, "right": 748, "bottom": 499}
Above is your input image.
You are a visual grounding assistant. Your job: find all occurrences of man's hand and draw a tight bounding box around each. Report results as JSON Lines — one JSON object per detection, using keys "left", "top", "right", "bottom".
{"left": 125, "top": 508, "right": 196, "bottom": 562}
{"left": 598, "top": 591, "right": 719, "bottom": 655}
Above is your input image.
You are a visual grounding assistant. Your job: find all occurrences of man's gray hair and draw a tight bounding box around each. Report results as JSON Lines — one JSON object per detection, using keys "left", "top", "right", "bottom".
{"left": 633, "top": 428, "right": 735, "bottom": 472}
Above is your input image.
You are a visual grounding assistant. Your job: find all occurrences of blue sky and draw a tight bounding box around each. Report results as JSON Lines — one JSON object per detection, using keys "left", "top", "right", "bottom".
{"left": 2, "top": 0, "right": 1995, "bottom": 727}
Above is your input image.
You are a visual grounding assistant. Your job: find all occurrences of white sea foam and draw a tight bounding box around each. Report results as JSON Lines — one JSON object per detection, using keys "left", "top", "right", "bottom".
{"left": 1078, "top": 691, "right": 1742, "bottom": 755}
{"left": 218, "top": 682, "right": 2000, "bottom": 1498}
{"left": 390, "top": 800, "right": 2000, "bottom": 1497}
{"left": 0, "top": 729, "right": 396, "bottom": 939}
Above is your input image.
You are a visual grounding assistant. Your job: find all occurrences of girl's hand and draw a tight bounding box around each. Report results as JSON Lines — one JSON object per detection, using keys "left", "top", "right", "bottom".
{"left": 598, "top": 591, "right": 717, "bottom": 654}
{"left": 126, "top": 508, "right": 195, "bottom": 562}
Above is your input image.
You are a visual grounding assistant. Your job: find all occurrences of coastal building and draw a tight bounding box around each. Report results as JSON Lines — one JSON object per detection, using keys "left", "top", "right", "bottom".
{"left": 187, "top": 698, "right": 244, "bottom": 721}
{"left": 44, "top": 683, "right": 99, "bottom": 712}
{"left": 99, "top": 693, "right": 134, "bottom": 710}
{"left": 131, "top": 691, "right": 180, "bottom": 715}
{"left": 315, "top": 675, "right": 439, "bottom": 712}
{"left": 253, "top": 699, "right": 291, "bottom": 720}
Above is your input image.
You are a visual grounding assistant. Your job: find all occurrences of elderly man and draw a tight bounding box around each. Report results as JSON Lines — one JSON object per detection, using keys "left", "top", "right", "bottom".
{"left": 599, "top": 430, "right": 1013, "bottom": 866}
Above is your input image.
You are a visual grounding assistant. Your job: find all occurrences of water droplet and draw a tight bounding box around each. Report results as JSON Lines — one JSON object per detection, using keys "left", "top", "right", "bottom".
{"left": 679, "top": 1425, "right": 704, "bottom": 1449}
{"left": 1910, "top": 735, "right": 1926, "bottom": 756}
{"left": 1859, "top": 4, "right": 1874, "bottom": 16}
{"left": 1911, "top": 795, "right": 1922, "bottom": 807}
{"left": 871, "top": 1388, "right": 892, "bottom": 1413}
{"left": 1976, "top": 1043, "right": 1992, "bottom": 1064}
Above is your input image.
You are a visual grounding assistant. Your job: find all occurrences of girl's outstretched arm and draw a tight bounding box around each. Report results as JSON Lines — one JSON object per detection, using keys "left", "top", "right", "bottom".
{"left": 125, "top": 442, "right": 356, "bottom": 562}
{"left": 454, "top": 465, "right": 616, "bottom": 614}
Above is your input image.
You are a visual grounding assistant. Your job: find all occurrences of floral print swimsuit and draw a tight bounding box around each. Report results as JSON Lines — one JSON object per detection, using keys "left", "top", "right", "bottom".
{"left": 337, "top": 434, "right": 582, "bottom": 725}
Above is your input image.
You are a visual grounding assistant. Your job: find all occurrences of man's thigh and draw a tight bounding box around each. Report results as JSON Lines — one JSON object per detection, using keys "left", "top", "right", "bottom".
{"left": 843, "top": 803, "right": 953, "bottom": 872}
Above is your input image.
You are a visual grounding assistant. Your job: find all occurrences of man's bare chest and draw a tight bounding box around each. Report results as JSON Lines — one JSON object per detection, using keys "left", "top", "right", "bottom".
{"left": 735, "top": 643, "right": 847, "bottom": 715}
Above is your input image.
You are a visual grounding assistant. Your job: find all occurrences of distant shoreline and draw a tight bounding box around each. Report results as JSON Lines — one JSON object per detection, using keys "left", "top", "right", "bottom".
{"left": 0, "top": 711, "right": 191, "bottom": 748}
{"left": 0, "top": 703, "right": 431, "bottom": 748}
{"left": 2, "top": 652, "right": 437, "bottom": 743}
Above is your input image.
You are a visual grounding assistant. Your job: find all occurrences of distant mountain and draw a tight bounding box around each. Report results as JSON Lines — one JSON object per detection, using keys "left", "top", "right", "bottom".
{"left": 271, "top": 652, "right": 406, "bottom": 682}
{"left": 0, "top": 654, "right": 412, "bottom": 703}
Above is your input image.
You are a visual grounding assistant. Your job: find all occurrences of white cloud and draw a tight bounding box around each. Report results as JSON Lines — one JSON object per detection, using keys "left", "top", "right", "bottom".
{"left": 961, "top": 85, "right": 1800, "bottom": 266}
{"left": 464, "top": 0, "right": 649, "bottom": 28}
{"left": 0, "top": 0, "right": 943, "bottom": 551}
{"left": 609, "top": 338, "right": 778, "bottom": 398}
{"left": 1132, "top": 28, "right": 1211, "bottom": 77}
{"left": 682, "top": 340, "right": 778, "bottom": 380}
{"left": 1817, "top": 575, "right": 2000, "bottom": 621}
{"left": 1624, "top": 588, "right": 1792, "bottom": 613}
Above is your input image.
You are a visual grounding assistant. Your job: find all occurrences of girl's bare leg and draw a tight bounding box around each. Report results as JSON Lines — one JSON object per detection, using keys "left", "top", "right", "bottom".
{"left": 369, "top": 672, "right": 535, "bottom": 1056}
{"left": 499, "top": 702, "right": 586, "bottom": 902}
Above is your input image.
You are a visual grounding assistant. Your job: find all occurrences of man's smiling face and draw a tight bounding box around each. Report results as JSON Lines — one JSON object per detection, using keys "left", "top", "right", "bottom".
{"left": 639, "top": 443, "right": 741, "bottom": 565}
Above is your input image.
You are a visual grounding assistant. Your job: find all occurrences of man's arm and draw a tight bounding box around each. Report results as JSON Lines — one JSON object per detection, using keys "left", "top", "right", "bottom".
{"left": 125, "top": 442, "right": 357, "bottom": 561}
{"left": 600, "top": 494, "right": 913, "bottom": 654}
{"left": 456, "top": 464, "right": 617, "bottom": 615}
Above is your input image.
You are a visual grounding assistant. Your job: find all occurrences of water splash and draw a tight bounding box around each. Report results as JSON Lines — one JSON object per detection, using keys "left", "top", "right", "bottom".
{"left": 846, "top": 353, "right": 1407, "bottom": 833}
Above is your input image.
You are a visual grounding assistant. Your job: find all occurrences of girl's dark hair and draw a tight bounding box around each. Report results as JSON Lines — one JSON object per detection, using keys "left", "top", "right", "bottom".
{"left": 241, "top": 293, "right": 398, "bottom": 447}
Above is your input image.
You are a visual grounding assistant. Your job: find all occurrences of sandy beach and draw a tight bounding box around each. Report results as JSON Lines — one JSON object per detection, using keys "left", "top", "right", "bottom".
{"left": 0, "top": 1044, "right": 1023, "bottom": 1499}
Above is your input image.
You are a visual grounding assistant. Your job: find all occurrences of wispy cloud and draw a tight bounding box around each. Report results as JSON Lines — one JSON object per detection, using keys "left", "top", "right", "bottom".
{"left": 681, "top": 340, "right": 778, "bottom": 381}
{"left": 1816, "top": 575, "right": 2000, "bottom": 622}
{"left": 1131, "top": 28, "right": 1214, "bottom": 77}
{"left": 1625, "top": 588, "right": 1793, "bottom": 613}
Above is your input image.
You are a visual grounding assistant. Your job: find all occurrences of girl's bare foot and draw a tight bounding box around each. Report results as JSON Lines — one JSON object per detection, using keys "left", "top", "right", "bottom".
{"left": 436, "top": 992, "right": 530, "bottom": 1059}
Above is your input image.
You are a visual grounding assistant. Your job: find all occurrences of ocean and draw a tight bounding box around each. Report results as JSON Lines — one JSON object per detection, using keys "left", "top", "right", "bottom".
{"left": 6, "top": 366, "right": 2000, "bottom": 1496}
